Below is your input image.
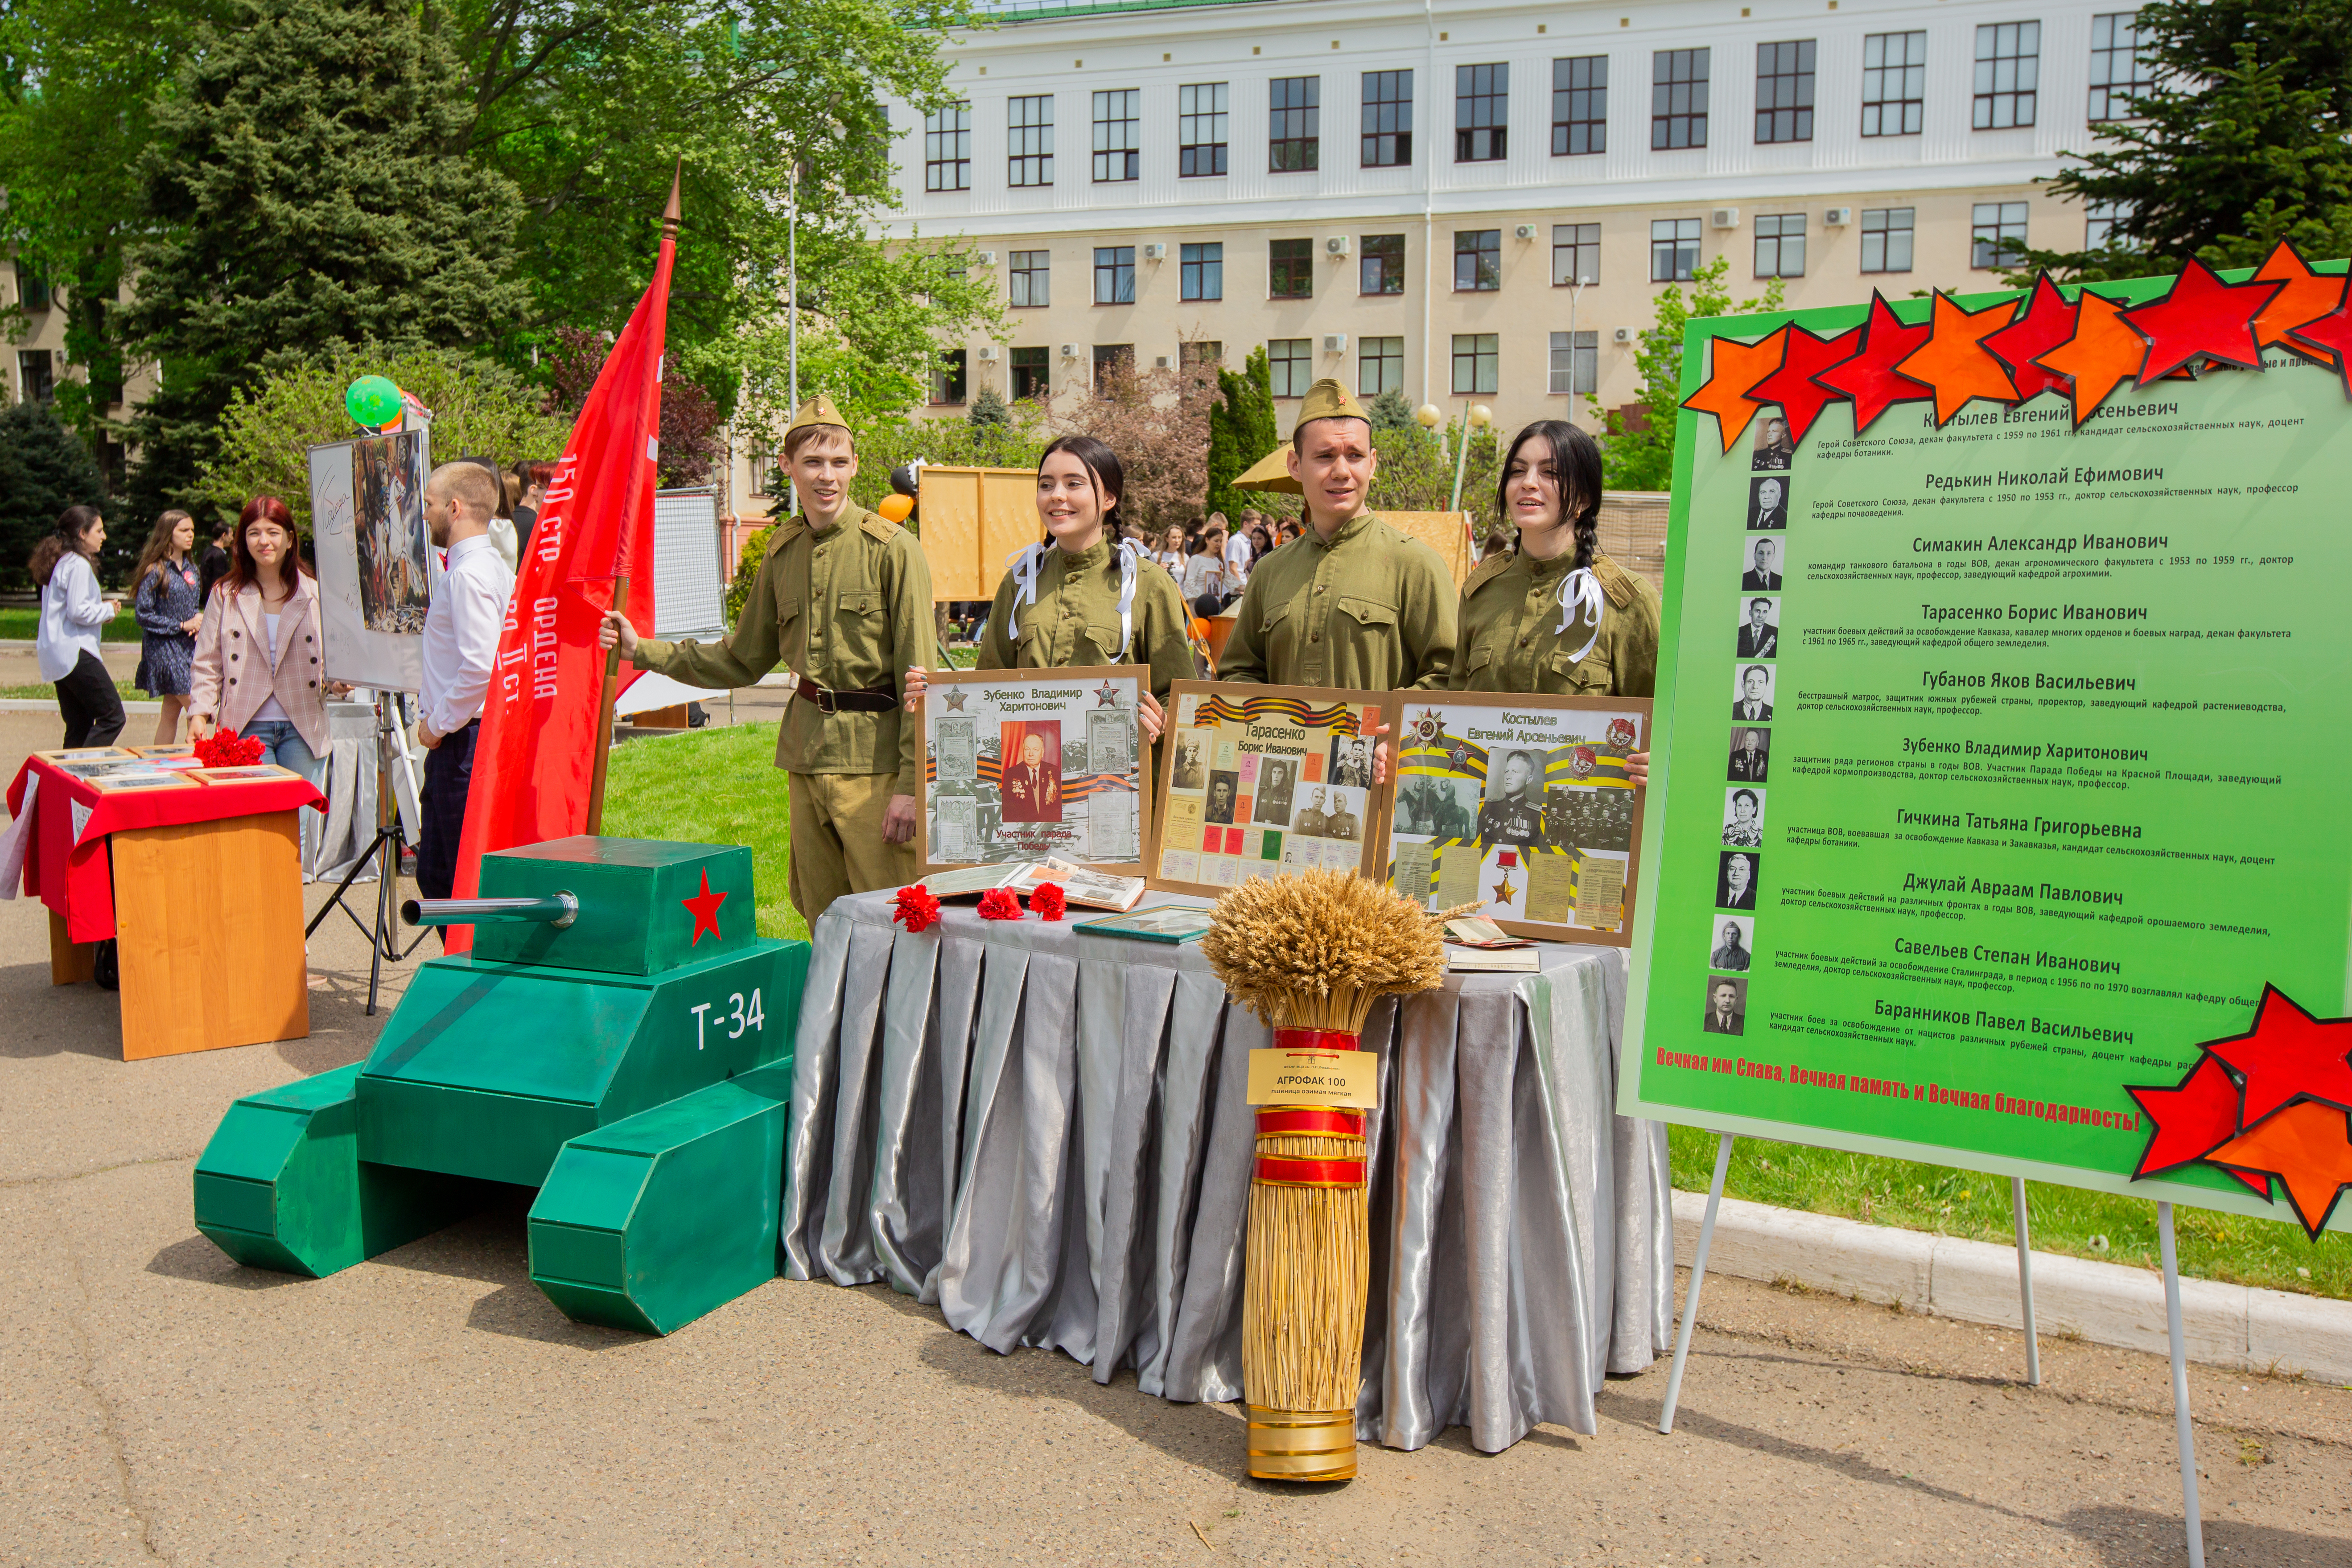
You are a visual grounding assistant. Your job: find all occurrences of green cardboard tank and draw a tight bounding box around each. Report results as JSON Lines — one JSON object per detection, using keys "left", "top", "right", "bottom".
{"left": 191, "top": 836, "right": 809, "bottom": 1335}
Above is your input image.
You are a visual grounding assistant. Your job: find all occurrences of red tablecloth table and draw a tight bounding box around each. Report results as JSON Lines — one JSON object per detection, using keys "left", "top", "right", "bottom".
{"left": 5, "top": 749, "right": 326, "bottom": 1060}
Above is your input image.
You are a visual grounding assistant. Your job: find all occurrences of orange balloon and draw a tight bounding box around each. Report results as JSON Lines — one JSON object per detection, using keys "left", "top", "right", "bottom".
{"left": 877, "top": 493, "right": 914, "bottom": 523}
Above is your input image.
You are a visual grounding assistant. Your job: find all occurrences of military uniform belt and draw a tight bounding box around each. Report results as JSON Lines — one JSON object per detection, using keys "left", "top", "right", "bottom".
{"left": 791, "top": 675, "right": 898, "bottom": 715}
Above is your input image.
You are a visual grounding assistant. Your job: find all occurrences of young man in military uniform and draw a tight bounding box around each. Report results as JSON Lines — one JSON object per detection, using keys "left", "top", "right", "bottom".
{"left": 1216, "top": 379, "right": 1456, "bottom": 691}
{"left": 1322, "top": 790, "right": 1361, "bottom": 842}
{"left": 597, "top": 395, "right": 935, "bottom": 927}
{"left": 1293, "top": 785, "right": 1328, "bottom": 839}
{"left": 1473, "top": 749, "right": 1550, "bottom": 850}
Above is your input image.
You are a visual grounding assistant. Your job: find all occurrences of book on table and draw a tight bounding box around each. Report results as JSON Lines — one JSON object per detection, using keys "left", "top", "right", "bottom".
{"left": 918, "top": 856, "right": 1148, "bottom": 912}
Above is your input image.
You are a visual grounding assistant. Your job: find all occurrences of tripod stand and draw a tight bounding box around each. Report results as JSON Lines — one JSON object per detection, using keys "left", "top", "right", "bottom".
{"left": 306, "top": 690, "right": 431, "bottom": 1013}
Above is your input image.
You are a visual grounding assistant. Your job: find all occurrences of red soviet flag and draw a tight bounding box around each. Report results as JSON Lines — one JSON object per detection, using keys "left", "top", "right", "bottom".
{"left": 442, "top": 212, "right": 675, "bottom": 951}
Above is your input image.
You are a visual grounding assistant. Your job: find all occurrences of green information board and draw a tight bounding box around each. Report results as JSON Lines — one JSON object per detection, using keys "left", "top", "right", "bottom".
{"left": 1621, "top": 256, "right": 2352, "bottom": 1238}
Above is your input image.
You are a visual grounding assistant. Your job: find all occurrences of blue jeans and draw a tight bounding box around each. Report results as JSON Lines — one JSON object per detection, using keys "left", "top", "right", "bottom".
{"left": 243, "top": 719, "right": 325, "bottom": 788}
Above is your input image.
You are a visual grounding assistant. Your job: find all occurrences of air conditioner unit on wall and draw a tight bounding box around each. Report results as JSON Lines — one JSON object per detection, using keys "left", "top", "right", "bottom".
{"left": 1822, "top": 208, "right": 1852, "bottom": 227}
{"left": 1612, "top": 326, "right": 1634, "bottom": 344}
{"left": 1322, "top": 333, "right": 1348, "bottom": 353}
{"left": 1514, "top": 224, "right": 1538, "bottom": 240}
{"left": 1059, "top": 343, "right": 1081, "bottom": 359}
{"left": 976, "top": 250, "right": 998, "bottom": 264}
{"left": 1143, "top": 242, "right": 1168, "bottom": 260}
{"left": 1324, "top": 235, "right": 1352, "bottom": 257}
{"left": 1154, "top": 354, "right": 1174, "bottom": 369}
{"left": 976, "top": 345, "right": 1000, "bottom": 362}
{"left": 1710, "top": 207, "right": 1740, "bottom": 229}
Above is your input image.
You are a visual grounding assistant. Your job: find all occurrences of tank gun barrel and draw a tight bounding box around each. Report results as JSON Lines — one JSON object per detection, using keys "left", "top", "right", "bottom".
{"left": 401, "top": 893, "right": 580, "bottom": 929}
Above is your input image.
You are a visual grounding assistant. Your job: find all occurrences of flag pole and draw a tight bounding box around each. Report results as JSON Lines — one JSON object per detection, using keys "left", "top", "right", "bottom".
{"left": 585, "top": 161, "right": 682, "bottom": 837}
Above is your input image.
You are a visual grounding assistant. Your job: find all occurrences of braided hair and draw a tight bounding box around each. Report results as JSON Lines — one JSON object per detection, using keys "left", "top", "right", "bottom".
{"left": 1495, "top": 420, "right": 1604, "bottom": 570}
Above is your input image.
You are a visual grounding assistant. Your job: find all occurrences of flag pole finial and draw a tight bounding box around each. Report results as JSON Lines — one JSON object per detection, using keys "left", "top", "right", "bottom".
{"left": 662, "top": 158, "right": 683, "bottom": 237}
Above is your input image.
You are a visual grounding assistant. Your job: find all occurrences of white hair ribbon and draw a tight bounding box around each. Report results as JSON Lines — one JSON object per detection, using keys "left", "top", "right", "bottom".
{"left": 1555, "top": 567, "right": 1606, "bottom": 664}
{"left": 1006, "top": 542, "right": 1050, "bottom": 613}
{"left": 1114, "top": 537, "right": 1149, "bottom": 651}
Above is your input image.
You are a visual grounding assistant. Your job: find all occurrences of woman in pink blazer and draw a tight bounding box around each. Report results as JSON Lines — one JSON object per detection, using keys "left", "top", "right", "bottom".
{"left": 189, "top": 495, "right": 330, "bottom": 786}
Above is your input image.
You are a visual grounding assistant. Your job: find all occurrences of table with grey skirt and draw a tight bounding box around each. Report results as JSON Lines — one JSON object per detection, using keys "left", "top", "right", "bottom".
{"left": 779, "top": 887, "right": 1676, "bottom": 1456}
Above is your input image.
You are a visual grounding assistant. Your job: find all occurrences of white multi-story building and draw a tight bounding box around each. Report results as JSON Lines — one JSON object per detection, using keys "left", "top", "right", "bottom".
{"left": 863, "top": 0, "right": 2142, "bottom": 456}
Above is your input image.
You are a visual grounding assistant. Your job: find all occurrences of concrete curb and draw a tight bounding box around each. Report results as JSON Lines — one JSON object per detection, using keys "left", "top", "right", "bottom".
{"left": 1672, "top": 1191, "right": 2352, "bottom": 1383}
{"left": 0, "top": 698, "right": 162, "bottom": 714}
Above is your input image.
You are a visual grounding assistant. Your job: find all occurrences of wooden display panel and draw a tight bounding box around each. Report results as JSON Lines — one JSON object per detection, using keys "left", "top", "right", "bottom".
{"left": 109, "top": 811, "right": 310, "bottom": 1059}
{"left": 1145, "top": 681, "right": 1399, "bottom": 899}
{"left": 916, "top": 665, "right": 1152, "bottom": 877}
{"left": 913, "top": 465, "right": 1046, "bottom": 601}
{"left": 1385, "top": 691, "right": 1651, "bottom": 947}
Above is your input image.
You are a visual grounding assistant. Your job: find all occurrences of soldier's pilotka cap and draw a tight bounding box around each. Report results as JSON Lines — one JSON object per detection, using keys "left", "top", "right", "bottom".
{"left": 1291, "top": 378, "right": 1372, "bottom": 440}
{"left": 784, "top": 395, "right": 851, "bottom": 438}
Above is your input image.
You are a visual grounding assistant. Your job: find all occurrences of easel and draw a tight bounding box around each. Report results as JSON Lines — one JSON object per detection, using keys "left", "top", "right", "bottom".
{"left": 1658, "top": 1129, "right": 2207, "bottom": 1567}
{"left": 305, "top": 690, "right": 431, "bottom": 1013}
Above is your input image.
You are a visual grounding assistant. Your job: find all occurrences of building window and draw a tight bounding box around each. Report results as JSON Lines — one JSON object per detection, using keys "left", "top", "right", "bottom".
{"left": 1360, "top": 233, "right": 1406, "bottom": 295}
{"left": 1973, "top": 23, "right": 2039, "bottom": 130}
{"left": 1269, "top": 338, "right": 1314, "bottom": 398}
{"left": 1451, "top": 333, "right": 1499, "bottom": 395}
{"left": 1359, "top": 335, "right": 1405, "bottom": 396}
{"left": 1754, "top": 214, "right": 1806, "bottom": 278}
{"left": 1009, "top": 95, "right": 1055, "bottom": 187}
{"left": 2084, "top": 200, "right": 2131, "bottom": 249}
{"left": 1549, "top": 330, "right": 1598, "bottom": 396}
{"left": 1093, "top": 344, "right": 1134, "bottom": 386}
{"left": 1094, "top": 245, "right": 1136, "bottom": 304}
{"left": 1178, "top": 82, "right": 1229, "bottom": 177}
{"left": 1181, "top": 242, "right": 1224, "bottom": 301}
{"left": 2088, "top": 13, "right": 2153, "bottom": 121}
{"left": 1010, "top": 346, "right": 1050, "bottom": 401}
{"left": 1652, "top": 49, "right": 1709, "bottom": 150}
{"left": 1009, "top": 250, "right": 1050, "bottom": 307}
{"left": 1180, "top": 339, "right": 1224, "bottom": 368}
{"left": 1455, "top": 62, "right": 1508, "bottom": 162}
{"left": 1861, "top": 31, "right": 1927, "bottom": 136}
{"left": 1754, "top": 41, "right": 1815, "bottom": 143}
{"left": 14, "top": 264, "right": 52, "bottom": 313}
{"left": 924, "top": 103, "right": 971, "bottom": 192}
{"left": 930, "top": 349, "right": 968, "bottom": 405}
{"left": 1859, "top": 208, "right": 1914, "bottom": 273}
{"left": 1552, "top": 55, "right": 1607, "bottom": 156}
{"left": 1553, "top": 222, "right": 1601, "bottom": 286}
{"left": 1269, "top": 238, "right": 1314, "bottom": 299}
{"left": 1361, "top": 70, "right": 1413, "bottom": 167}
{"left": 1270, "top": 76, "right": 1320, "bottom": 172}
{"left": 1454, "top": 229, "right": 1501, "bottom": 291}
{"left": 1972, "top": 201, "right": 2029, "bottom": 268}
{"left": 748, "top": 444, "right": 775, "bottom": 498}
{"left": 1093, "top": 89, "right": 1141, "bottom": 182}
{"left": 1650, "top": 218, "right": 1701, "bottom": 282}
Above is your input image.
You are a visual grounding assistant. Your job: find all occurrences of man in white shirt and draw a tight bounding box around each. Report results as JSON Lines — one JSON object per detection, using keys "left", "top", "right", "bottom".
{"left": 1220, "top": 515, "right": 1252, "bottom": 597}
{"left": 415, "top": 462, "right": 515, "bottom": 908}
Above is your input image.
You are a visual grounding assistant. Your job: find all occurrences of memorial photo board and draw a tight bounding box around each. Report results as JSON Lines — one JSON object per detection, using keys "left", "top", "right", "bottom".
{"left": 308, "top": 430, "right": 440, "bottom": 693}
{"left": 918, "top": 666, "right": 1150, "bottom": 876}
{"left": 1622, "top": 255, "right": 2352, "bottom": 1236}
{"left": 1386, "top": 693, "right": 1650, "bottom": 945}
{"left": 1147, "top": 681, "right": 1395, "bottom": 897}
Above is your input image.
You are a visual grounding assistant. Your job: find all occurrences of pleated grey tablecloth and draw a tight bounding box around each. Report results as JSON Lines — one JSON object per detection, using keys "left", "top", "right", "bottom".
{"left": 779, "top": 889, "right": 1675, "bottom": 1454}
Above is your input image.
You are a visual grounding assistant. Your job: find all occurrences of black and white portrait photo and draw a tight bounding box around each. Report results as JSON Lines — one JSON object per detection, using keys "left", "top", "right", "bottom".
{"left": 1751, "top": 414, "right": 1794, "bottom": 471}
{"left": 1253, "top": 756, "right": 1297, "bottom": 827}
{"left": 1326, "top": 734, "right": 1375, "bottom": 788}
{"left": 1736, "top": 596, "right": 1779, "bottom": 658}
{"left": 1732, "top": 663, "right": 1775, "bottom": 723}
{"left": 1722, "top": 786, "right": 1765, "bottom": 847}
{"left": 1742, "top": 535, "right": 1783, "bottom": 592}
{"left": 1726, "top": 726, "right": 1771, "bottom": 782}
{"left": 1205, "top": 770, "right": 1238, "bottom": 825}
{"left": 1717, "top": 850, "right": 1759, "bottom": 910}
{"left": 1702, "top": 977, "right": 1747, "bottom": 1035}
{"left": 1709, "top": 915, "right": 1755, "bottom": 973}
{"left": 1746, "top": 475, "right": 1790, "bottom": 531}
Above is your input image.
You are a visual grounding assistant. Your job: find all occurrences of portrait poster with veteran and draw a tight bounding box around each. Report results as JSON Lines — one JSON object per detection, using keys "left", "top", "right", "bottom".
{"left": 919, "top": 667, "right": 1150, "bottom": 876}
{"left": 1148, "top": 680, "right": 1396, "bottom": 897}
{"left": 1386, "top": 693, "right": 1649, "bottom": 945}
{"left": 1623, "top": 255, "right": 2352, "bottom": 1238}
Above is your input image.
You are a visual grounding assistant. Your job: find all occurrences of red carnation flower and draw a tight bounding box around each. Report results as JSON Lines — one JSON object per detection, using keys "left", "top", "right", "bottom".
{"left": 194, "top": 728, "right": 264, "bottom": 768}
{"left": 977, "top": 888, "right": 1023, "bottom": 921}
{"left": 1027, "top": 882, "right": 1067, "bottom": 921}
{"left": 892, "top": 885, "right": 943, "bottom": 934}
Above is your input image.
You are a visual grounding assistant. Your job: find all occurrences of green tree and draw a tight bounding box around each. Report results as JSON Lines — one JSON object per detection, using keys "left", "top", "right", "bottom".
{"left": 197, "top": 346, "right": 571, "bottom": 535}
{"left": 2004, "top": 0, "right": 2352, "bottom": 279}
{"left": 1367, "top": 420, "right": 1503, "bottom": 539}
{"left": 120, "top": 0, "right": 532, "bottom": 519}
{"left": 0, "top": 399, "right": 109, "bottom": 588}
{"left": 1590, "top": 256, "right": 1785, "bottom": 492}
{"left": 1205, "top": 346, "right": 1278, "bottom": 521}
{"left": 1366, "top": 386, "right": 1418, "bottom": 431}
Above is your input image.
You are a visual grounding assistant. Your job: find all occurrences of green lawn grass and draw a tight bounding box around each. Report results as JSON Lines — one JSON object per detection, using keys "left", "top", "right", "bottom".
{"left": 589, "top": 721, "right": 2351, "bottom": 1301}
{"left": 599, "top": 721, "right": 807, "bottom": 943}
{"left": 1669, "top": 1124, "right": 2350, "bottom": 1301}
{"left": 0, "top": 679, "right": 144, "bottom": 701}
{"left": 0, "top": 608, "right": 142, "bottom": 642}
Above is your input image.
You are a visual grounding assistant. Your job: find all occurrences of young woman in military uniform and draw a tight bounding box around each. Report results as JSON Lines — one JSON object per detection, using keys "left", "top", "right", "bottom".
{"left": 905, "top": 434, "right": 1193, "bottom": 741}
{"left": 1447, "top": 419, "right": 1662, "bottom": 783}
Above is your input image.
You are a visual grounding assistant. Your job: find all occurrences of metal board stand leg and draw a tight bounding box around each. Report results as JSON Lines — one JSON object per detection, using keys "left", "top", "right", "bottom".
{"left": 1658, "top": 1130, "right": 1734, "bottom": 1436}
{"left": 2157, "top": 1202, "right": 2208, "bottom": 1568}
{"left": 2010, "top": 1174, "right": 2042, "bottom": 1385}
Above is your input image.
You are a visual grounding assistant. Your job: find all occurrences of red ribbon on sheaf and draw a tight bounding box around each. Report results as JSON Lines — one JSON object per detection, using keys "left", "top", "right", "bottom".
{"left": 1027, "top": 882, "right": 1067, "bottom": 921}
{"left": 977, "top": 887, "right": 1023, "bottom": 921}
{"left": 1256, "top": 1107, "right": 1365, "bottom": 1140}
{"left": 892, "top": 885, "right": 942, "bottom": 934}
{"left": 1254, "top": 1154, "right": 1368, "bottom": 1188}
{"left": 1271, "top": 1027, "right": 1362, "bottom": 1054}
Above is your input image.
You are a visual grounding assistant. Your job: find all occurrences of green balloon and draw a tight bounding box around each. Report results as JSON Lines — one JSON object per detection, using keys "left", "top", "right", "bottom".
{"left": 345, "top": 375, "right": 402, "bottom": 427}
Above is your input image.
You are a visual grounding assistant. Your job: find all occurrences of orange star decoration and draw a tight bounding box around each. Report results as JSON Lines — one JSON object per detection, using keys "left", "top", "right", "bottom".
{"left": 1680, "top": 327, "right": 1790, "bottom": 451}
{"left": 2032, "top": 289, "right": 2146, "bottom": 427}
{"left": 1490, "top": 874, "right": 1517, "bottom": 905}
{"left": 2249, "top": 242, "right": 2347, "bottom": 365}
{"left": 1895, "top": 291, "right": 2023, "bottom": 425}
{"left": 2207, "top": 1102, "right": 2352, "bottom": 1240}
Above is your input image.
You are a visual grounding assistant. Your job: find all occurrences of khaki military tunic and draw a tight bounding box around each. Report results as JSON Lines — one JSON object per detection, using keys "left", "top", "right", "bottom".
{"left": 1446, "top": 551, "right": 1660, "bottom": 697}
{"left": 633, "top": 502, "right": 936, "bottom": 793}
{"left": 1217, "top": 511, "right": 1456, "bottom": 690}
{"left": 976, "top": 537, "right": 1194, "bottom": 700}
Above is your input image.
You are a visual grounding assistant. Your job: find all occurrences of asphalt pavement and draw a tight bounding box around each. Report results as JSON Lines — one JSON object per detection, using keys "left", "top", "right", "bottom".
{"left": 3, "top": 708, "right": 2347, "bottom": 1568}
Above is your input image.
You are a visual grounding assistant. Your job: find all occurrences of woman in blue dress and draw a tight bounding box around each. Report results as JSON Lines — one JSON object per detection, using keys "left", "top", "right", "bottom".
{"left": 130, "top": 509, "right": 203, "bottom": 744}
